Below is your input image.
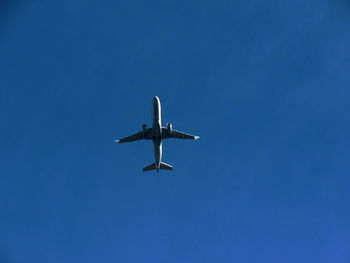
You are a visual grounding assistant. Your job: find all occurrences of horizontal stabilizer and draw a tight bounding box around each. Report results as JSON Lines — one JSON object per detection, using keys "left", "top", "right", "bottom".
{"left": 159, "top": 162, "right": 173, "bottom": 170}
{"left": 142, "top": 162, "right": 173, "bottom": 172}
{"left": 142, "top": 163, "right": 156, "bottom": 172}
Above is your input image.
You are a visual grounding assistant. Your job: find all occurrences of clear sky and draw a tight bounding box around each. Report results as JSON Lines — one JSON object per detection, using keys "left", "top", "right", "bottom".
{"left": 1, "top": 0, "right": 350, "bottom": 262}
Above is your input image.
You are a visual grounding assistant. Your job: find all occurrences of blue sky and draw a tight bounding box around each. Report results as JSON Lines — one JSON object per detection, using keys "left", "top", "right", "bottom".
{"left": 1, "top": 0, "right": 350, "bottom": 262}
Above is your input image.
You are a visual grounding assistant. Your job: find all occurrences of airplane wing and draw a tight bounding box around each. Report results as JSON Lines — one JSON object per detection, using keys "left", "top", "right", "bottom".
{"left": 114, "top": 128, "right": 152, "bottom": 143}
{"left": 161, "top": 128, "right": 199, "bottom": 140}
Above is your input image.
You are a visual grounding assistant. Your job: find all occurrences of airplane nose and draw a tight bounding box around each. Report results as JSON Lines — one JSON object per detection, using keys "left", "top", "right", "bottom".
{"left": 153, "top": 96, "right": 159, "bottom": 101}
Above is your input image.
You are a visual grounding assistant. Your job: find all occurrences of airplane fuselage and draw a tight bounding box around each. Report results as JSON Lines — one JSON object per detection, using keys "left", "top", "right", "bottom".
{"left": 152, "top": 96, "right": 162, "bottom": 172}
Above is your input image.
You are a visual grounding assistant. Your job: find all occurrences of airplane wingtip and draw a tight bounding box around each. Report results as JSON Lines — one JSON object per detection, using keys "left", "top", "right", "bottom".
{"left": 113, "top": 140, "right": 120, "bottom": 143}
{"left": 195, "top": 136, "right": 200, "bottom": 140}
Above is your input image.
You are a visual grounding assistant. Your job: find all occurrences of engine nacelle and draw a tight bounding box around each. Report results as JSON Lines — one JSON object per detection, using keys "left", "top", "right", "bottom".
{"left": 166, "top": 123, "right": 172, "bottom": 132}
{"left": 142, "top": 124, "right": 147, "bottom": 133}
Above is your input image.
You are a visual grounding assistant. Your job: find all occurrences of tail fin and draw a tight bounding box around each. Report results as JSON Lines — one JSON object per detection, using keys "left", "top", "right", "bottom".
{"left": 142, "top": 162, "right": 174, "bottom": 172}
{"left": 159, "top": 162, "right": 173, "bottom": 171}
{"left": 142, "top": 163, "right": 156, "bottom": 172}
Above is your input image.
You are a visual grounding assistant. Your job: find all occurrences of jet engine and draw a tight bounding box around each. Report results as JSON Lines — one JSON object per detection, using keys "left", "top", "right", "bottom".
{"left": 166, "top": 123, "right": 172, "bottom": 132}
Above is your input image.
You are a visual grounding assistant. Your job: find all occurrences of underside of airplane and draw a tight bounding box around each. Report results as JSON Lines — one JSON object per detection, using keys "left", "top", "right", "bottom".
{"left": 114, "top": 96, "right": 199, "bottom": 172}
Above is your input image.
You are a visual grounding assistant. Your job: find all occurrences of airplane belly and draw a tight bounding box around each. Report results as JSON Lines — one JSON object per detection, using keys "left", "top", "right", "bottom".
{"left": 153, "top": 96, "right": 161, "bottom": 124}
{"left": 153, "top": 139, "right": 162, "bottom": 166}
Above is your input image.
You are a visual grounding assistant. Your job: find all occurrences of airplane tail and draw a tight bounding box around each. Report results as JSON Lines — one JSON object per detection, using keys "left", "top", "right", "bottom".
{"left": 142, "top": 162, "right": 173, "bottom": 172}
{"left": 142, "top": 163, "right": 156, "bottom": 172}
{"left": 159, "top": 162, "right": 173, "bottom": 171}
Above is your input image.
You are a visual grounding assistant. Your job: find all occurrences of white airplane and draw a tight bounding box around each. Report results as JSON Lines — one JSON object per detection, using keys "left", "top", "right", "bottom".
{"left": 114, "top": 96, "right": 199, "bottom": 172}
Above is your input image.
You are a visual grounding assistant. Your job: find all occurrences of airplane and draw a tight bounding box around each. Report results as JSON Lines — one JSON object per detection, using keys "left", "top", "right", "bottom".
{"left": 114, "top": 96, "right": 199, "bottom": 172}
